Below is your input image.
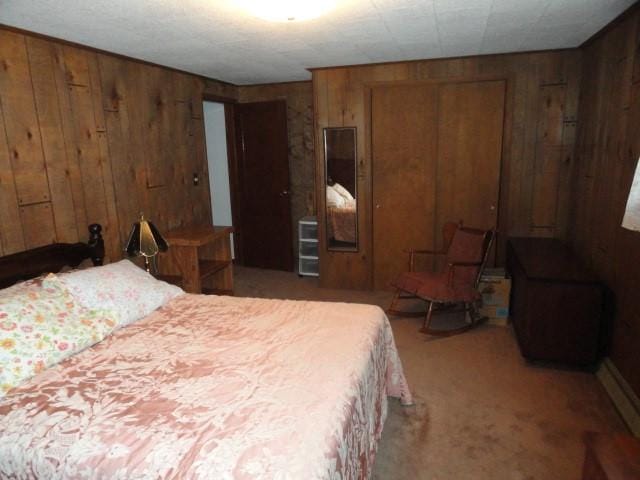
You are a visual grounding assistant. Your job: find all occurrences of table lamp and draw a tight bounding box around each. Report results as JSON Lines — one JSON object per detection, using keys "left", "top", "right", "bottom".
{"left": 125, "top": 213, "right": 168, "bottom": 272}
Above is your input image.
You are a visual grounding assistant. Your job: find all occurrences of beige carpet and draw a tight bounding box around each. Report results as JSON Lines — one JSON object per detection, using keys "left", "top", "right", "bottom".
{"left": 234, "top": 266, "right": 627, "bottom": 480}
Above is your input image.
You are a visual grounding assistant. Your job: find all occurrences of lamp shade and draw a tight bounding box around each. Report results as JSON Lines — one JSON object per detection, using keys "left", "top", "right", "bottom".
{"left": 622, "top": 158, "right": 640, "bottom": 232}
{"left": 125, "top": 214, "right": 168, "bottom": 258}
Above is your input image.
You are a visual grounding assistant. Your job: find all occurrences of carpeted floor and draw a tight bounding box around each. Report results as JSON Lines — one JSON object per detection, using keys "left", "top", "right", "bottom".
{"left": 234, "top": 266, "right": 627, "bottom": 480}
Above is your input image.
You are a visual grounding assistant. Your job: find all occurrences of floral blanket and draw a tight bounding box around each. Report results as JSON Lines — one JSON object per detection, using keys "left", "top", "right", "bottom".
{"left": 0, "top": 294, "right": 411, "bottom": 479}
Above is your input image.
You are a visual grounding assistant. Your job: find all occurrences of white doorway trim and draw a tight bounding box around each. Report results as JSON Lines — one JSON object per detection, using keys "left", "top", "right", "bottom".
{"left": 203, "top": 101, "right": 234, "bottom": 258}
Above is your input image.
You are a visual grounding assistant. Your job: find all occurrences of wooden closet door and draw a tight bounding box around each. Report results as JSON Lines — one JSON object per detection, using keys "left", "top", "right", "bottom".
{"left": 372, "top": 84, "right": 438, "bottom": 290}
{"left": 435, "top": 80, "right": 506, "bottom": 238}
{"left": 372, "top": 80, "right": 505, "bottom": 290}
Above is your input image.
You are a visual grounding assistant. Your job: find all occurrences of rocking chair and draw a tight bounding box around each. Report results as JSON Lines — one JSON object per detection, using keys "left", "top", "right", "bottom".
{"left": 387, "top": 222, "right": 495, "bottom": 336}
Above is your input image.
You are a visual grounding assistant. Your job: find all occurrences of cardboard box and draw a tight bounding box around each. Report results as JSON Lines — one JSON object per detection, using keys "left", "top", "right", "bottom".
{"left": 477, "top": 268, "right": 511, "bottom": 326}
{"left": 479, "top": 306, "right": 510, "bottom": 326}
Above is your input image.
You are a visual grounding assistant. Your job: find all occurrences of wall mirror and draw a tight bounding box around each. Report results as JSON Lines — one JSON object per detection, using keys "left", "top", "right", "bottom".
{"left": 324, "top": 127, "right": 358, "bottom": 251}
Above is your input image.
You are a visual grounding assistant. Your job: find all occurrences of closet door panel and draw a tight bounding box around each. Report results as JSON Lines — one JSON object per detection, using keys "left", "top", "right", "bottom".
{"left": 436, "top": 80, "right": 506, "bottom": 239}
{"left": 372, "top": 84, "right": 438, "bottom": 290}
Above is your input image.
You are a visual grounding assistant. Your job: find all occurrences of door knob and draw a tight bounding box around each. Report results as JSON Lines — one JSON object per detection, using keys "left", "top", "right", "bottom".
{"left": 490, "top": 205, "right": 496, "bottom": 211}
{"left": 376, "top": 204, "right": 381, "bottom": 209}
{"left": 280, "top": 190, "right": 290, "bottom": 197}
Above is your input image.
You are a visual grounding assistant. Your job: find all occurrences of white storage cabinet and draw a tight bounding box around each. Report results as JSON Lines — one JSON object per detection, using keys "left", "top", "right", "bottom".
{"left": 298, "top": 216, "right": 319, "bottom": 277}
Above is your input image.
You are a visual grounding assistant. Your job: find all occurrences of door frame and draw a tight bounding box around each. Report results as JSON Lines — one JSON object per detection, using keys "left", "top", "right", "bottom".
{"left": 201, "top": 93, "right": 245, "bottom": 264}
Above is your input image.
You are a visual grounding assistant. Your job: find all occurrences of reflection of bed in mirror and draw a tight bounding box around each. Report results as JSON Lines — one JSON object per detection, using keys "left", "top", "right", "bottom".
{"left": 324, "top": 127, "right": 358, "bottom": 250}
{"left": 327, "top": 201, "right": 357, "bottom": 244}
{"left": 326, "top": 181, "right": 356, "bottom": 244}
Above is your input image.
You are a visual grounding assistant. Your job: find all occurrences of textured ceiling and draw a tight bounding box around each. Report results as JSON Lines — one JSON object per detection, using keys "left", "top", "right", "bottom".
{"left": 0, "top": 0, "right": 634, "bottom": 85}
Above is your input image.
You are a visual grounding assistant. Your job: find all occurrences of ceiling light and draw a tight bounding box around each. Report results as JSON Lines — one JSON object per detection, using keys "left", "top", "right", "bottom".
{"left": 234, "top": 0, "right": 338, "bottom": 22}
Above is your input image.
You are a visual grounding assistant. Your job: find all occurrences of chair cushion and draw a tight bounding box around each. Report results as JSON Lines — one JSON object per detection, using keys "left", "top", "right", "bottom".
{"left": 391, "top": 271, "right": 431, "bottom": 295}
{"left": 392, "top": 270, "right": 480, "bottom": 303}
{"left": 446, "top": 228, "right": 485, "bottom": 287}
{"left": 447, "top": 228, "right": 485, "bottom": 263}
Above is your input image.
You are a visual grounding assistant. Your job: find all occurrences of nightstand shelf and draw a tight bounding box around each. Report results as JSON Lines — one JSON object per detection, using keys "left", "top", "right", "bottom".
{"left": 159, "top": 225, "right": 234, "bottom": 295}
{"left": 199, "top": 259, "right": 232, "bottom": 279}
{"left": 202, "top": 287, "right": 234, "bottom": 296}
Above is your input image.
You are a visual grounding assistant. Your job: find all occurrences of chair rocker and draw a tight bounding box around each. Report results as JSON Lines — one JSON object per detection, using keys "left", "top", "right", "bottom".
{"left": 387, "top": 222, "right": 495, "bottom": 336}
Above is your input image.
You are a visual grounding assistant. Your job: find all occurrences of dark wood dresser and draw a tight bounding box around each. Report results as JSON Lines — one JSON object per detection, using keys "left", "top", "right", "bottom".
{"left": 506, "top": 237, "right": 604, "bottom": 367}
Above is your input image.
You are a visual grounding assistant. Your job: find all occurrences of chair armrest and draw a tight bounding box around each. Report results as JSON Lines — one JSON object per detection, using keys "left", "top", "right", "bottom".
{"left": 447, "top": 261, "right": 482, "bottom": 267}
{"left": 403, "top": 249, "right": 446, "bottom": 256}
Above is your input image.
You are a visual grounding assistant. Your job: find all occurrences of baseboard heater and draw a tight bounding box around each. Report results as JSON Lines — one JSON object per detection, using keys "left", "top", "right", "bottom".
{"left": 597, "top": 357, "right": 640, "bottom": 436}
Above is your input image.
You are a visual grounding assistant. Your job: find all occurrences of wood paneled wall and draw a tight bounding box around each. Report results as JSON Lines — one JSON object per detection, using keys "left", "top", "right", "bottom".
{"left": 569, "top": 8, "right": 640, "bottom": 396}
{"left": 237, "top": 82, "right": 314, "bottom": 252}
{"left": 0, "top": 27, "right": 237, "bottom": 262}
{"left": 312, "top": 50, "right": 582, "bottom": 289}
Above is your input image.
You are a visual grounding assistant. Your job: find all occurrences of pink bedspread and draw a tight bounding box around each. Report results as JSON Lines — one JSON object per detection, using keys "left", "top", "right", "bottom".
{"left": 328, "top": 205, "right": 357, "bottom": 243}
{"left": 0, "top": 294, "right": 411, "bottom": 479}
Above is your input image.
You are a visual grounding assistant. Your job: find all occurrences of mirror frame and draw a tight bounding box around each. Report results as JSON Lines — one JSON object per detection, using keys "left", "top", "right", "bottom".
{"left": 323, "top": 126, "right": 358, "bottom": 252}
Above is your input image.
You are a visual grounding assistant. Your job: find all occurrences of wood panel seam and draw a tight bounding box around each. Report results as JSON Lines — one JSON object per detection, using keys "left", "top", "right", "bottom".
{"left": 24, "top": 36, "right": 57, "bottom": 241}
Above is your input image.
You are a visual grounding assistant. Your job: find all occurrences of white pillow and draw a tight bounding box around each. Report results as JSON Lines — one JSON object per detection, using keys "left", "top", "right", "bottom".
{"left": 57, "top": 259, "right": 184, "bottom": 327}
{"left": 326, "top": 185, "right": 345, "bottom": 208}
{"left": 332, "top": 182, "right": 355, "bottom": 202}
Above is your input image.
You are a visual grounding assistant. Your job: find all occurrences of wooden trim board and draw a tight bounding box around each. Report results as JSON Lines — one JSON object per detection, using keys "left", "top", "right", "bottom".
{"left": 597, "top": 357, "right": 640, "bottom": 436}
{"left": 0, "top": 23, "right": 236, "bottom": 89}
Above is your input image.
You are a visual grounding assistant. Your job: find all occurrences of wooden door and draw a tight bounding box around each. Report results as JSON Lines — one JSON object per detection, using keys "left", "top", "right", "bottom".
{"left": 371, "top": 80, "right": 505, "bottom": 290}
{"left": 372, "top": 84, "right": 439, "bottom": 290}
{"left": 435, "top": 80, "right": 505, "bottom": 241}
{"left": 234, "top": 100, "right": 293, "bottom": 271}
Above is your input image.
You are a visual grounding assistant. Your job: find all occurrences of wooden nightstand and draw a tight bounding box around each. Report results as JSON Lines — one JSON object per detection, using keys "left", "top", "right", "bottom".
{"left": 158, "top": 225, "right": 234, "bottom": 295}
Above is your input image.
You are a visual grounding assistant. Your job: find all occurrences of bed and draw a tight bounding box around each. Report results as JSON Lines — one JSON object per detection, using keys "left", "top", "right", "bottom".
{"left": 0, "top": 225, "right": 411, "bottom": 479}
{"left": 327, "top": 203, "right": 357, "bottom": 244}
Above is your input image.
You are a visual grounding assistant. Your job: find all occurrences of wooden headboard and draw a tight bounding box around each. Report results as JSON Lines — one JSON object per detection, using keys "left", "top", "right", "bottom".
{"left": 0, "top": 224, "right": 105, "bottom": 289}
